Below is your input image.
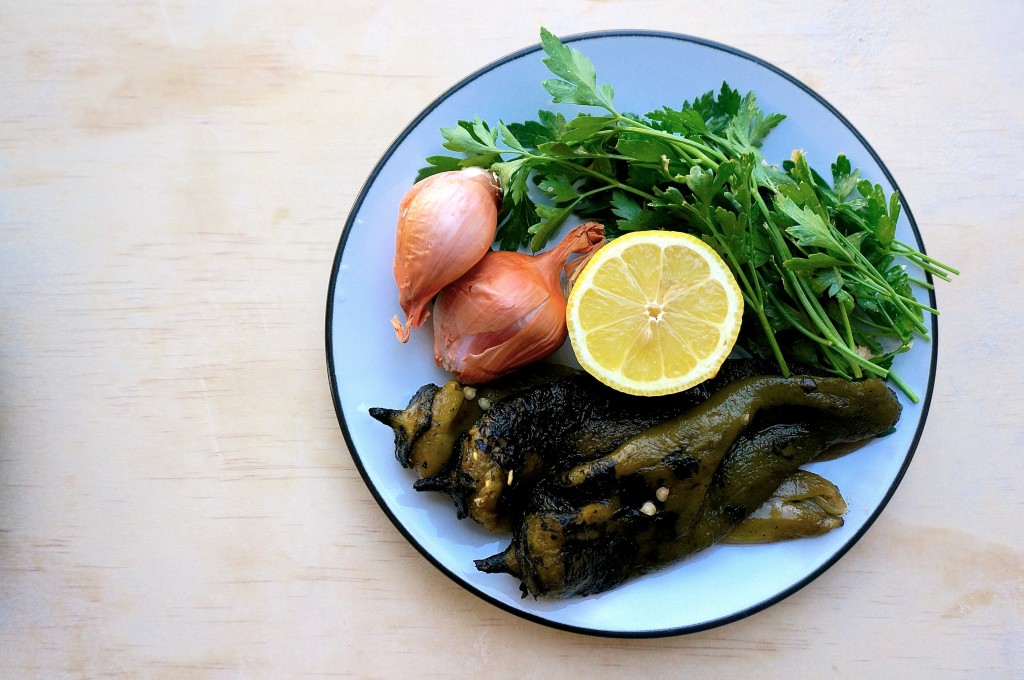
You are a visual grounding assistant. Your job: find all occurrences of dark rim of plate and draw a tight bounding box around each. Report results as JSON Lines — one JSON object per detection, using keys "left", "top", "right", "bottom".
{"left": 324, "top": 29, "right": 937, "bottom": 639}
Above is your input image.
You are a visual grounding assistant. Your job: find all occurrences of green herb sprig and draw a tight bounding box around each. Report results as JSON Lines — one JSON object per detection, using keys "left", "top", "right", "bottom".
{"left": 417, "top": 28, "right": 958, "bottom": 401}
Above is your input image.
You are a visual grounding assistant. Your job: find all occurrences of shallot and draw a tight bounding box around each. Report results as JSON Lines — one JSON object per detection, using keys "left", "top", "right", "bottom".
{"left": 391, "top": 168, "right": 501, "bottom": 342}
{"left": 432, "top": 222, "right": 606, "bottom": 383}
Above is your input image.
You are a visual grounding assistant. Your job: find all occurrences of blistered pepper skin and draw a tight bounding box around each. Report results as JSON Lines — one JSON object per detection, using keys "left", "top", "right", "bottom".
{"left": 476, "top": 375, "right": 902, "bottom": 598}
{"left": 368, "top": 384, "right": 438, "bottom": 470}
{"left": 369, "top": 364, "right": 583, "bottom": 478}
{"left": 687, "top": 421, "right": 859, "bottom": 552}
{"left": 413, "top": 359, "right": 784, "bottom": 531}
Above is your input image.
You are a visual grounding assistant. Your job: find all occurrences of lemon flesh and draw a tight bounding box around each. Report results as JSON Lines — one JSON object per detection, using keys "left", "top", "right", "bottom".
{"left": 566, "top": 231, "right": 744, "bottom": 396}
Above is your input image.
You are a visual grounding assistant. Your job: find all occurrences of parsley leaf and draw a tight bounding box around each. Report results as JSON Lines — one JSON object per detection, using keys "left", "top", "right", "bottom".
{"left": 539, "top": 27, "right": 616, "bottom": 110}
{"left": 408, "top": 27, "right": 957, "bottom": 399}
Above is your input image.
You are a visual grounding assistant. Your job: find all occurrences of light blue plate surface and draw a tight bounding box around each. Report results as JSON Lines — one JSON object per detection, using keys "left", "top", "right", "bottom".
{"left": 326, "top": 31, "right": 936, "bottom": 637}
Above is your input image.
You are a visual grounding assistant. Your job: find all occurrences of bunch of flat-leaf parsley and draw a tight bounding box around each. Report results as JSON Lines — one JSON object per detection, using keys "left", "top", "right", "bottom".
{"left": 417, "top": 28, "right": 958, "bottom": 401}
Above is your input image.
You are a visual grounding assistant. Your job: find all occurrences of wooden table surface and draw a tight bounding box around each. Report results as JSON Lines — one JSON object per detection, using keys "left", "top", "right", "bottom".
{"left": 2, "top": 2, "right": 1021, "bottom": 677}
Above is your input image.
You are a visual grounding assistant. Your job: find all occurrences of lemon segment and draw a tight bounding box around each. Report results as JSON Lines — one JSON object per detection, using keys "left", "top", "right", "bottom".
{"left": 566, "top": 230, "right": 744, "bottom": 396}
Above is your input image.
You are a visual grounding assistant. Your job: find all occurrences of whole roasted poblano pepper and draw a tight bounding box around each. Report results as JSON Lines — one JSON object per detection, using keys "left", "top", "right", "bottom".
{"left": 411, "top": 359, "right": 784, "bottom": 530}
{"left": 476, "top": 375, "right": 901, "bottom": 598}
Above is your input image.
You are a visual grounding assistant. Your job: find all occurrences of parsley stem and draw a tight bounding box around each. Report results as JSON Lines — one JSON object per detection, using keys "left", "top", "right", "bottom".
{"left": 893, "top": 240, "right": 960, "bottom": 275}
{"left": 850, "top": 313, "right": 893, "bottom": 333}
{"left": 908, "top": 275, "right": 934, "bottom": 289}
{"left": 766, "top": 217, "right": 882, "bottom": 379}
{"left": 834, "top": 207, "right": 956, "bottom": 282}
{"left": 917, "top": 266, "right": 952, "bottom": 283}
{"left": 699, "top": 214, "right": 789, "bottom": 376}
{"left": 887, "top": 370, "right": 919, "bottom": 403}
{"left": 542, "top": 155, "right": 655, "bottom": 202}
{"left": 758, "top": 184, "right": 901, "bottom": 380}
{"left": 815, "top": 216, "right": 933, "bottom": 337}
{"left": 529, "top": 182, "right": 634, "bottom": 248}
{"left": 764, "top": 286, "right": 830, "bottom": 344}
{"left": 613, "top": 116, "right": 726, "bottom": 168}
{"left": 742, "top": 289, "right": 791, "bottom": 376}
{"left": 835, "top": 299, "right": 862, "bottom": 379}
{"left": 845, "top": 271, "right": 939, "bottom": 315}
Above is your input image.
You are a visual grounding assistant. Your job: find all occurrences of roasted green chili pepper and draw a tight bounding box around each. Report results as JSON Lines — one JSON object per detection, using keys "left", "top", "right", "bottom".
{"left": 369, "top": 364, "right": 581, "bottom": 477}
{"left": 369, "top": 383, "right": 439, "bottom": 471}
{"left": 687, "top": 420, "right": 861, "bottom": 552}
{"left": 476, "top": 375, "right": 901, "bottom": 597}
{"left": 724, "top": 470, "right": 847, "bottom": 544}
{"left": 413, "top": 359, "right": 784, "bottom": 531}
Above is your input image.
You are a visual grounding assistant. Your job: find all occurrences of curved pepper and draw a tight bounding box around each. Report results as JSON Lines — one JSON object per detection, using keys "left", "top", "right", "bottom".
{"left": 413, "top": 359, "right": 783, "bottom": 531}
{"left": 476, "top": 375, "right": 901, "bottom": 598}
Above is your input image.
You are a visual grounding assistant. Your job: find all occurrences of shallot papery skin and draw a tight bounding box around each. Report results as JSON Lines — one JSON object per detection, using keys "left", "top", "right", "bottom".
{"left": 432, "top": 222, "right": 606, "bottom": 383}
{"left": 392, "top": 167, "right": 501, "bottom": 343}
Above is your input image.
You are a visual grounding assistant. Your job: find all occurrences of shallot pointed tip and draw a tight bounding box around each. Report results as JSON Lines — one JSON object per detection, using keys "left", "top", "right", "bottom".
{"left": 392, "top": 315, "right": 411, "bottom": 343}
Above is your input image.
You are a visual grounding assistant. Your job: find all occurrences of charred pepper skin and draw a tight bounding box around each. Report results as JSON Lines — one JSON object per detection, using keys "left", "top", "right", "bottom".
{"left": 368, "top": 364, "right": 581, "bottom": 478}
{"left": 685, "top": 416, "right": 874, "bottom": 553}
{"left": 477, "top": 375, "right": 902, "bottom": 598}
{"left": 414, "top": 359, "right": 785, "bottom": 531}
{"left": 368, "top": 384, "right": 438, "bottom": 470}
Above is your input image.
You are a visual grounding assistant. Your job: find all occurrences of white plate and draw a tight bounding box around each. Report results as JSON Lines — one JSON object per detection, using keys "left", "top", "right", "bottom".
{"left": 326, "top": 30, "right": 936, "bottom": 637}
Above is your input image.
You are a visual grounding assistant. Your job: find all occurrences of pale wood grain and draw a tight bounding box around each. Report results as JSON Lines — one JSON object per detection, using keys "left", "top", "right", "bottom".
{"left": 1, "top": 1, "right": 1021, "bottom": 677}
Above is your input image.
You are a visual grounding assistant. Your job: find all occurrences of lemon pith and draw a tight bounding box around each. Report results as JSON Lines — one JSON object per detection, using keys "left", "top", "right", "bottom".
{"left": 566, "top": 231, "right": 744, "bottom": 396}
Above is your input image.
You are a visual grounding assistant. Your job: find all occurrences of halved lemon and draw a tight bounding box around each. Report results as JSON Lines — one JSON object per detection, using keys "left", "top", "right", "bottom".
{"left": 566, "top": 230, "right": 744, "bottom": 396}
